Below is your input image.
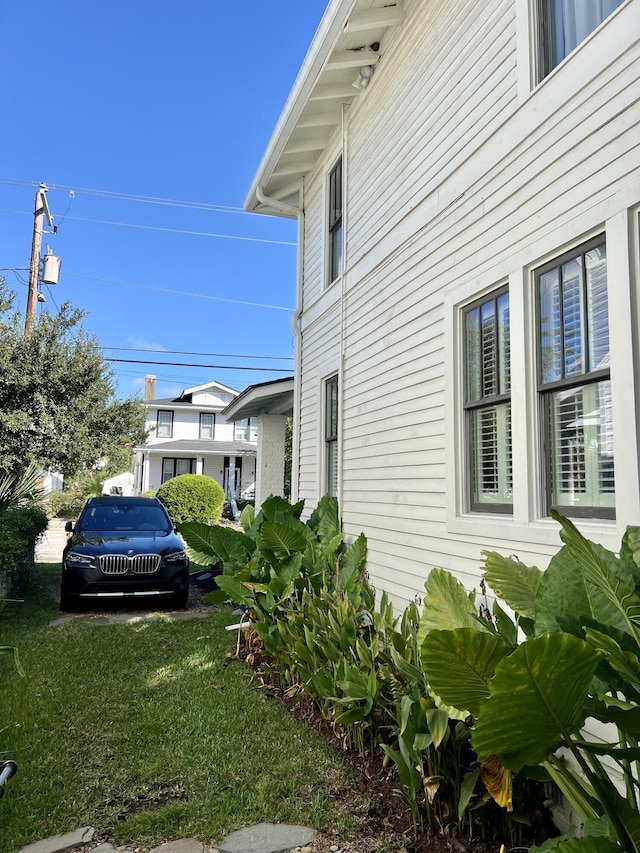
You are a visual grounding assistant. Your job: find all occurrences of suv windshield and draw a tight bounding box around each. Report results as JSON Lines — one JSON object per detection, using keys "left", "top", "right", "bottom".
{"left": 80, "top": 503, "right": 172, "bottom": 533}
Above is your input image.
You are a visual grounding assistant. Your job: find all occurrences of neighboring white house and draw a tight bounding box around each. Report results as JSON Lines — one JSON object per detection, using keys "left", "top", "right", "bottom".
{"left": 244, "top": 0, "right": 640, "bottom": 610}
{"left": 222, "top": 376, "right": 294, "bottom": 510}
{"left": 134, "top": 376, "right": 257, "bottom": 498}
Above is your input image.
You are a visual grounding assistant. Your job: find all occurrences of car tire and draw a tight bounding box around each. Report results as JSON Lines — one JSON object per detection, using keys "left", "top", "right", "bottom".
{"left": 171, "top": 588, "right": 189, "bottom": 610}
{"left": 59, "top": 588, "right": 81, "bottom": 613}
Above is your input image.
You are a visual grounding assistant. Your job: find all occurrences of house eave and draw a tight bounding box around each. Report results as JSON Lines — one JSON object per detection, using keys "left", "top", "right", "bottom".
{"left": 243, "top": 1, "right": 405, "bottom": 216}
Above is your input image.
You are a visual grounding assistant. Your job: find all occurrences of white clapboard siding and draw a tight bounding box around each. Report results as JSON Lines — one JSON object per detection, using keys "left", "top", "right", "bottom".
{"left": 293, "top": 0, "right": 640, "bottom": 615}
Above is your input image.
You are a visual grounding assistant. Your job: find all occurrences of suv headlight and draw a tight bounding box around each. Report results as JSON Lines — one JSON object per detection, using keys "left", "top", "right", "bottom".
{"left": 66, "top": 551, "right": 94, "bottom": 566}
{"left": 165, "top": 550, "right": 188, "bottom": 563}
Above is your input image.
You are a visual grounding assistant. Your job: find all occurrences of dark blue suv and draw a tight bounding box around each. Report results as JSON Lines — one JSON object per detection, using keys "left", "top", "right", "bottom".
{"left": 60, "top": 496, "right": 189, "bottom": 611}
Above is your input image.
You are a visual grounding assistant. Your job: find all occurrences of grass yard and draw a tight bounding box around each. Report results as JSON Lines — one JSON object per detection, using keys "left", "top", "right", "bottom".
{"left": 0, "top": 565, "right": 376, "bottom": 852}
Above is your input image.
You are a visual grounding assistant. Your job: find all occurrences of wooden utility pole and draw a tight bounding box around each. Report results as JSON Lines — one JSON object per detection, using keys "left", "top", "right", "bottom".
{"left": 24, "top": 184, "right": 52, "bottom": 338}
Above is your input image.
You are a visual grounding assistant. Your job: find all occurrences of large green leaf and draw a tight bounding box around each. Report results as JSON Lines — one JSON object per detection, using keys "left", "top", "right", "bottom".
{"left": 179, "top": 522, "right": 254, "bottom": 572}
{"left": 583, "top": 695, "right": 640, "bottom": 738}
{"left": 482, "top": 550, "right": 542, "bottom": 619}
{"left": 472, "top": 633, "right": 602, "bottom": 771}
{"left": 553, "top": 511, "right": 640, "bottom": 640}
{"left": 257, "top": 518, "right": 310, "bottom": 560}
{"left": 534, "top": 546, "right": 591, "bottom": 635}
{"left": 530, "top": 836, "right": 619, "bottom": 853}
{"left": 421, "top": 628, "right": 510, "bottom": 718}
{"left": 178, "top": 521, "right": 220, "bottom": 564}
{"left": 259, "top": 495, "right": 304, "bottom": 522}
{"left": 339, "top": 533, "right": 367, "bottom": 591}
{"left": 214, "top": 575, "right": 255, "bottom": 608}
{"left": 419, "top": 568, "right": 484, "bottom": 642}
{"left": 619, "top": 528, "right": 640, "bottom": 587}
{"left": 307, "top": 493, "right": 340, "bottom": 540}
{"left": 584, "top": 628, "right": 640, "bottom": 696}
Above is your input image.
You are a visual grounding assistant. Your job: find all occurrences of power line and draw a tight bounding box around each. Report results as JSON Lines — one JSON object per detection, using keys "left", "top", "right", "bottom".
{"left": 0, "top": 209, "right": 296, "bottom": 247}
{"left": 65, "top": 272, "right": 294, "bottom": 312}
{"left": 107, "top": 357, "right": 293, "bottom": 373}
{"left": 0, "top": 177, "right": 248, "bottom": 215}
{"left": 102, "top": 346, "right": 293, "bottom": 360}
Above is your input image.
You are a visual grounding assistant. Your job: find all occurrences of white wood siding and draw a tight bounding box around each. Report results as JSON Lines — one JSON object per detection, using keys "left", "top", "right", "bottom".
{"left": 295, "top": 0, "right": 640, "bottom": 610}
{"left": 145, "top": 409, "right": 236, "bottom": 444}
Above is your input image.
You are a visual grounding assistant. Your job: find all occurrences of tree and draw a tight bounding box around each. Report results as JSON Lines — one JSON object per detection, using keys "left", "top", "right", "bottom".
{"left": 0, "top": 281, "right": 148, "bottom": 480}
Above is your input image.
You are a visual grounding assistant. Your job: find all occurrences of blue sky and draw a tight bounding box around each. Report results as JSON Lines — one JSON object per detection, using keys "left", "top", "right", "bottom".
{"left": 0, "top": 1, "right": 327, "bottom": 399}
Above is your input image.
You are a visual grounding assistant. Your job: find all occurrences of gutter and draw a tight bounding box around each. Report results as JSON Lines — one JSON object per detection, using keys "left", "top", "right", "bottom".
{"left": 244, "top": 0, "right": 358, "bottom": 212}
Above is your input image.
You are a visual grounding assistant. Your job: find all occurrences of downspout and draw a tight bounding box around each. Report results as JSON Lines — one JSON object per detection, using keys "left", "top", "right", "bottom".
{"left": 255, "top": 185, "right": 304, "bottom": 504}
{"left": 339, "top": 104, "right": 348, "bottom": 520}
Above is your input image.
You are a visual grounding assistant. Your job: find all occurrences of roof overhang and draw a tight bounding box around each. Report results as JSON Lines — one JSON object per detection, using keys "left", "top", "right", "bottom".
{"left": 244, "top": 1, "right": 405, "bottom": 216}
{"left": 222, "top": 377, "right": 294, "bottom": 420}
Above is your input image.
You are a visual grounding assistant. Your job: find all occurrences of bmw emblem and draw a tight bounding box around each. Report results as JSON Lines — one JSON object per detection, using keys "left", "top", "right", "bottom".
{"left": 127, "top": 549, "right": 134, "bottom": 556}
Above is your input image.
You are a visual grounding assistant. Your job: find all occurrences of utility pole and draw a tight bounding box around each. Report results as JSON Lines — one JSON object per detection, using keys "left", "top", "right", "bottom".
{"left": 24, "top": 184, "right": 53, "bottom": 338}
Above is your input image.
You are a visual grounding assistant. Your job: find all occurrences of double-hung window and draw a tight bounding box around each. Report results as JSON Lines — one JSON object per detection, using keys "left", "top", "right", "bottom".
{"left": 325, "top": 375, "right": 339, "bottom": 498}
{"left": 161, "top": 457, "right": 194, "bottom": 484}
{"left": 537, "top": 0, "right": 625, "bottom": 79}
{"left": 536, "top": 237, "right": 614, "bottom": 517}
{"left": 464, "top": 288, "right": 512, "bottom": 513}
{"left": 156, "top": 410, "right": 174, "bottom": 438}
{"left": 200, "top": 413, "right": 215, "bottom": 439}
{"left": 328, "top": 157, "right": 343, "bottom": 285}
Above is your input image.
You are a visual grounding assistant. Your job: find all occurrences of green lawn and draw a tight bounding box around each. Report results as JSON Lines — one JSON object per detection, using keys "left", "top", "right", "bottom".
{"left": 0, "top": 565, "right": 375, "bottom": 852}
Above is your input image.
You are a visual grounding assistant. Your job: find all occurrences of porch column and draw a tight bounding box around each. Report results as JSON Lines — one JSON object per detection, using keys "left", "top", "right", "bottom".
{"left": 196, "top": 456, "right": 204, "bottom": 475}
{"left": 255, "top": 413, "right": 287, "bottom": 510}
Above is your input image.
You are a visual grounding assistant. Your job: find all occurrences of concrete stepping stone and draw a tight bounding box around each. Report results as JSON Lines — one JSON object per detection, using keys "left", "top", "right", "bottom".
{"left": 150, "top": 841, "right": 209, "bottom": 853}
{"left": 218, "top": 823, "right": 315, "bottom": 853}
{"left": 14, "top": 826, "right": 94, "bottom": 853}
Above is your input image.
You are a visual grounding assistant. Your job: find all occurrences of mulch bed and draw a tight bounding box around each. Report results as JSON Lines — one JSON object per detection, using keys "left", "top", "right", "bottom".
{"left": 230, "top": 635, "right": 527, "bottom": 853}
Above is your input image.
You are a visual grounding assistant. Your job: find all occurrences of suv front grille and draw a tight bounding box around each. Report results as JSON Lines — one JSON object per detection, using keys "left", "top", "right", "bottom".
{"left": 99, "top": 554, "right": 161, "bottom": 575}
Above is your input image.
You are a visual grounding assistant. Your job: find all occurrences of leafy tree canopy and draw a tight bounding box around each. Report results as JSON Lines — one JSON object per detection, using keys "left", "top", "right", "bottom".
{"left": 0, "top": 281, "right": 148, "bottom": 479}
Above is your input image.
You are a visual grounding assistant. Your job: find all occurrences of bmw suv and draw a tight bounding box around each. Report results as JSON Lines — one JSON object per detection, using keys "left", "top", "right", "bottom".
{"left": 61, "top": 496, "right": 189, "bottom": 611}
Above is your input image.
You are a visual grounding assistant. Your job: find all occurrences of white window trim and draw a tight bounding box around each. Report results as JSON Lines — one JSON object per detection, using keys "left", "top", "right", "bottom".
{"left": 316, "top": 364, "right": 341, "bottom": 503}
{"left": 515, "top": 0, "right": 634, "bottom": 103}
{"left": 445, "top": 210, "right": 640, "bottom": 550}
{"left": 325, "top": 154, "right": 344, "bottom": 290}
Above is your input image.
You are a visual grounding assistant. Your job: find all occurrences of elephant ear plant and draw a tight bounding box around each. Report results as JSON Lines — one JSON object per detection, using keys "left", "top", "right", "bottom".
{"left": 178, "top": 494, "right": 366, "bottom": 636}
{"left": 420, "top": 511, "right": 640, "bottom": 853}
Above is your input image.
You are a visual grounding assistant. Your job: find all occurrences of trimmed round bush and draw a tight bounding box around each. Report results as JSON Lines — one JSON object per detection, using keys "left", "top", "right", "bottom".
{"left": 156, "top": 474, "right": 225, "bottom": 525}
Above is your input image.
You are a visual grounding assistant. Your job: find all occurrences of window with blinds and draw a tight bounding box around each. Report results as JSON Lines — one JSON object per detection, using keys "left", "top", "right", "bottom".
{"left": 156, "top": 410, "right": 174, "bottom": 438}
{"left": 464, "top": 287, "right": 512, "bottom": 513}
{"left": 325, "top": 375, "right": 339, "bottom": 498}
{"left": 199, "top": 413, "right": 215, "bottom": 439}
{"left": 536, "top": 237, "right": 614, "bottom": 518}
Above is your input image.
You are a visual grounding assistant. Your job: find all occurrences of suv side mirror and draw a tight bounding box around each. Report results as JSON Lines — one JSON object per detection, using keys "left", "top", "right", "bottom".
{"left": 65, "top": 521, "right": 74, "bottom": 533}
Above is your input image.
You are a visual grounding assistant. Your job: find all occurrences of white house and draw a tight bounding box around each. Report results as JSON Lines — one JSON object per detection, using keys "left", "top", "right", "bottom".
{"left": 134, "top": 376, "right": 257, "bottom": 498}
{"left": 244, "top": 0, "right": 640, "bottom": 610}
{"left": 222, "top": 376, "right": 294, "bottom": 509}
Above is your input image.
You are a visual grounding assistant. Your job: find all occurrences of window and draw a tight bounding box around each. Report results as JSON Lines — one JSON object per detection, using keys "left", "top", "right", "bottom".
{"left": 464, "top": 288, "right": 512, "bottom": 512}
{"left": 328, "top": 157, "right": 343, "bottom": 284}
{"left": 537, "top": 0, "right": 625, "bottom": 79}
{"left": 200, "top": 413, "right": 215, "bottom": 439}
{"left": 156, "top": 410, "right": 174, "bottom": 438}
{"left": 325, "top": 375, "right": 339, "bottom": 498}
{"left": 234, "top": 418, "right": 257, "bottom": 441}
{"left": 536, "top": 237, "right": 614, "bottom": 517}
{"left": 161, "top": 457, "right": 195, "bottom": 484}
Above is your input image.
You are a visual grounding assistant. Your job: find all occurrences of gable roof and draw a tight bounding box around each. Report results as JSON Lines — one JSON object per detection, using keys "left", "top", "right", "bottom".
{"left": 222, "top": 376, "right": 294, "bottom": 420}
{"left": 147, "top": 379, "right": 239, "bottom": 405}
{"left": 244, "top": 1, "right": 405, "bottom": 215}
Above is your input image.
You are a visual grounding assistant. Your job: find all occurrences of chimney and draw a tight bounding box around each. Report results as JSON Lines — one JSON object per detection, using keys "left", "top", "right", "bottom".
{"left": 145, "top": 375, "right": 156, "bottom": 401}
